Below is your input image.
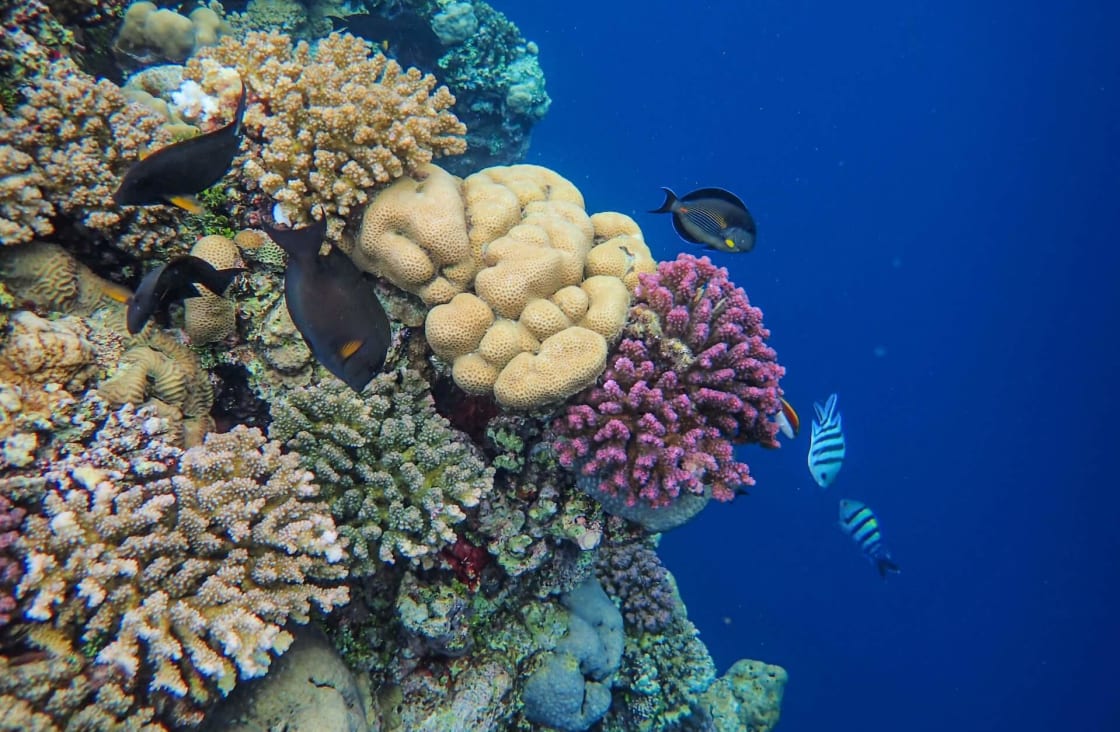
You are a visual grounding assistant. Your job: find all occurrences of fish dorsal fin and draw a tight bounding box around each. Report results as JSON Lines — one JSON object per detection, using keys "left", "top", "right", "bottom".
{"left": 339, "top": 339, "right": 363, "bottom": 359}
{"left": 681, "top": 187, "right": 749, "bottom": 210}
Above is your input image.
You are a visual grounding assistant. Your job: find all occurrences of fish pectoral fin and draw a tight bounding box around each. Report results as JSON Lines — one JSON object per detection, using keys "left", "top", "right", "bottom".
{"left": 724, "top": 238, "right": 737, "bottom": 250}
{"left": 338, "top": 339, "right": 364, "bottom": 360}
{"left": 168, "top": 195, "right": 204, "bottom": 214}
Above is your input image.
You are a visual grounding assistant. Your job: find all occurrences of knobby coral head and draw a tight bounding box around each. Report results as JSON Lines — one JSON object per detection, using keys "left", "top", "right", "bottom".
{"left": 553, "top": 253, "right": 784, "bottom": 510}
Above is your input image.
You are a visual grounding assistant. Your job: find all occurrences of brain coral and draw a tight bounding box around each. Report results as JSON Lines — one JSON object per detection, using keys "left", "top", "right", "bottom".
{"left": 268, "top": 369, "right": 494, "bottom": 572}
{"left": 184, "top": 30, "right": 467, "bottom": 236}
{"left": 16, "top": 414, "right": 348, "bottom": 726}
{"left": 354, "top": 163, "right": 656, "bottom": 410}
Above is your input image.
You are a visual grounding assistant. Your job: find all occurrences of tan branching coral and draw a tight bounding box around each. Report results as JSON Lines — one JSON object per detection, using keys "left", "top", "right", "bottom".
{"left": 354, "top": 163, "right": 653, "bottom": 409}
{"left": 16, "top": 417, "right": 349, "bottom": 726}
{"left": 184, "top": 30, "right": 467, "bottom": 235}
{"left": 0, "top": 61, "right": 189, "bottom": 257}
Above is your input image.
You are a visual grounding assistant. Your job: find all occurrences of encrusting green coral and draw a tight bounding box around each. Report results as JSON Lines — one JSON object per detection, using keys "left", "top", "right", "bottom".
{"left": 13, "top": 414, "right": 349, "bottom": 727}
{"left": 268, "top": 369, "right": 494, "bottom": 572}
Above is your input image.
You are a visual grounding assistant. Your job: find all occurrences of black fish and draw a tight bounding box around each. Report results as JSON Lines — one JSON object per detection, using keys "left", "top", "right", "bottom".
{"left": 113, "top": 82, "right": 247, "bottom": 214}
{"left": 262, "top": 215, "right": 392, "bottom": 392}
{"left": 127, "top": 255, "right": 245, "bottom": 334}
{"left": 331, "top": 11, "right": 444, "bottom": 71}
{"left": 650, "top": 187, "right": 757, "bottom": 254}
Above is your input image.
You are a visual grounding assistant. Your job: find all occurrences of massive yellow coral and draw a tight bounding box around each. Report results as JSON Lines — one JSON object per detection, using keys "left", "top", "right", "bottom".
{"left": 184, "top": 31, "right": 467, "bottom": 236}
{"left": 352, "top": 163, "right": 656, "bottom": 410}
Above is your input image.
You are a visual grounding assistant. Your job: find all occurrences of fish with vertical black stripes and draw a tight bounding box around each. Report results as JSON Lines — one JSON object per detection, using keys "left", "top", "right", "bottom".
{"left": 838, "top": 499, "right": 901, "bottom": 579}
{"left": 807, "top": 392, "right": 846, "bottom": 487}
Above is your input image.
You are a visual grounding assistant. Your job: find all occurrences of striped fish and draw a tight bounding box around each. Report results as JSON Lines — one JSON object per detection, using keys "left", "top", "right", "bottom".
{"left": 838, "top": 499, "right": 901, "bottom": 578}
{"left": 807, "top": 393, "right": 845, "bottom": 488}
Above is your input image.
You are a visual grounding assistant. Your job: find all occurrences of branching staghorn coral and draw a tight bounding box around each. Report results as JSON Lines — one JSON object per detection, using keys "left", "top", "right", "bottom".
{"left": 183, "top": 30, "right": 467, "bottom": 235}
{"left": 15, "top": 414, "right": 349, "bottom": 726}
{"left": 0, "top": 58, "right": 189, "bottom": 256}
{"left": 268, "top": 369, "right": 493, "bottom": 571}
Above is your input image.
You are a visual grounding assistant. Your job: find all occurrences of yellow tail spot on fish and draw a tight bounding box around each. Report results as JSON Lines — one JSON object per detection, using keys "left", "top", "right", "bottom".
{"left": 339, "top": 339, "right": 363, "bottom": 359}
{"left": 168, "top": 195, "right": 204, "bottom": 214}
{"left": 725, "top": 238, "right": 736, "bottom": 249}
{"left": 100, "top": 281, "right": 132, "bottom": 304}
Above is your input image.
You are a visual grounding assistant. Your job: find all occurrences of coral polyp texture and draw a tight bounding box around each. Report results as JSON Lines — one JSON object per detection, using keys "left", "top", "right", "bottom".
{"left": 354, "top": 162, "right": 656, "bottom": 409}
{"left": 14, "top": 414, "right": 348, "bottom": 726}
{"left": 183, "top": 30, "right": 467, "bottom": 234}
{"left": 267, "top": 369, "right": 494, "bottom": 572}
{"left": 553, "top": 253, "right": 784, "bottom": 525}
{"left": 0, "top": 60, "right": 188, "bottom": 256}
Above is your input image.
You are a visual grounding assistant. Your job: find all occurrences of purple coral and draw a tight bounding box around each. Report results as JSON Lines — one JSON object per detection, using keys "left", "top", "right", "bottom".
{"left": 0, "top": 495, "right": 26, "bottom": 627}
{"left": 597, "top": 533, "right": 677, "bottom": 632}
{"left": 553, "top": 254, "right": 783, "bottom": 509}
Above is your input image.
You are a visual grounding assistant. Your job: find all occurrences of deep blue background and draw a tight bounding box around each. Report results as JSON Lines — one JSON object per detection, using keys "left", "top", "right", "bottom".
{"left": 502, "top": 1, "right": 1120, "bottom": 730}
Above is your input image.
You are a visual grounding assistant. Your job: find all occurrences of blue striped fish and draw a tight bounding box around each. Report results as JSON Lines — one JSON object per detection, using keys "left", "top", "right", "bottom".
{"left": 807, "top": 393, "right": 845, "bottom": 488}
{"left": 838, "top": 499, "right": 901, "bottom": 579}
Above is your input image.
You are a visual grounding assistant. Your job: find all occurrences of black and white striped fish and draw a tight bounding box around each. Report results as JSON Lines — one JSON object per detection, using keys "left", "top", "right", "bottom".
{"left": 807, "top": 392, "right": 845, "bottom": 488}
{"left": 838, "top": 499, "right": 901, "bottom": 579}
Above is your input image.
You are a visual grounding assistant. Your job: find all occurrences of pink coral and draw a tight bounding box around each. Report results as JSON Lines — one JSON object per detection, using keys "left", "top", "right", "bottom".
{"left": 553, "top": 254, "right": 783, "bottom": 510}
{"left": 0, "top": 495, "right": 25, "bottom": 627}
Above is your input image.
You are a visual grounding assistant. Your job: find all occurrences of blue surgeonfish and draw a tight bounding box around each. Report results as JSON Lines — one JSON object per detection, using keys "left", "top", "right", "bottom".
{"left": 807, "top": 393, "right": 845, "bottom": 487}
{"left": 113, "top": 81, "right": 247, "bottom": 214}
{"left": 262, "top": 212, "right": 391, "bottom": 392}
{"left": 838, "top": 499, "right": 901, "bottom": 579}
{"left": 649, "top": 187, "right": 757, "bottom": 254}
{"left": 126, "top": 255, "right": 244, "bottom": 334}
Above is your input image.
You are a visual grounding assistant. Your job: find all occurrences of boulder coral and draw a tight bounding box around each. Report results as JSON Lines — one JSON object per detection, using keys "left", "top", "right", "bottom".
{"left": 353, "top": 163, "right": 656, "bottom": 410}
{"left": 183, "top": 234, "right": 242, "bottom": 344}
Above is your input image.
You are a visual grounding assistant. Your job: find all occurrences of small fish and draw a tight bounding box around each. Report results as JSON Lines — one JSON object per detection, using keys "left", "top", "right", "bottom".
{"left": 262, "top": 214, "right": 391, "bottom": 392}
{"left": 775, "top": 397, "right": 800, "bottom": 440}
{"left": 838, "top": 499, "right": 901, "bottom": 579}
{"left": 650, "top": 187, "right": 757, "bottom": 253}
{"left": 126, "top": 255, "right": 245, "bottom": 334}
{"left": 807, "top": 393, "right": 845, "bottom": 487}
{"left": 113, "top": 82, "right": 247, "bottom": 214}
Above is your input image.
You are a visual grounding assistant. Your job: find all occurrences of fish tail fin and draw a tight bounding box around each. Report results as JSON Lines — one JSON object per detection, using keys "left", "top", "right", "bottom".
{"left": 649, "top": 187, "right": 679, "bottom": 214}
{"left": 877, "top": 557, "right": 901, "bottom": 579}
{"left": 262, "top": 215, "right": 329, "bottom": 264}
{"left": 203, "top": 266, "right": 246, "bottom": 296}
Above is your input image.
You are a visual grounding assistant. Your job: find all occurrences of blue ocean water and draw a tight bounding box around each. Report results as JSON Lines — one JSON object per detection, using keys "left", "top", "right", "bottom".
{"left": 504, "top": 1, "right": 1120, "bottom": 730}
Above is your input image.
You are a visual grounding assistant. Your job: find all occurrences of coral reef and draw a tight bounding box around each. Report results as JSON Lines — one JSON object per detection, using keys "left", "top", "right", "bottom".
{"left": 268, "top": 369, "right": 493, "bottom": 571}
{"left": 183, "top": 234, "right": 242, "bottom": 344}
{"left": 184, "top": 30, "right": 467, "bottom": 235}
{"left": 114, "top": 1, "right": 229, "bottom": 68}
{"left": 699, "top": 658, "right": 788, "bottom": 732}
{"left": 353, "top": 162, "right": 655, "bottom": 410}
{"left": 596, "top": 525, "right": 677, "bottom": 633}
{"left": 0, "top": 495, "right": 24, "bottom": 628}
{"left": 552, "top": 253, "right": 785, "bottom": 528}
{"left": 14, "top": 416, "right": 348, "bottom": 726}
{"left": 0, "top": 59, "right": 189, "bottom": 256}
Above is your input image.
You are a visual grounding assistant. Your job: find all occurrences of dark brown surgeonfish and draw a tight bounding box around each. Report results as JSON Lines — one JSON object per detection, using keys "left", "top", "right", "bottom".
{"left": 262, "top": 215, "right": 391, "bottom": 392}
{"left": 127, "top": 255, "right": 245, "bottom": 334}
{"left": 650, "top": 187, "right": 757, "bottom": 254}
{"left": 113, "top": 82, "right": 247, "bottom": 214}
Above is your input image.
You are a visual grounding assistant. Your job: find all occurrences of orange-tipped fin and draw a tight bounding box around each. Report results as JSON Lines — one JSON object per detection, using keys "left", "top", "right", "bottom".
{"left": 100, "top": 281, "right": 132, "bottom": 304}
{"left": 780, "top": 397, "right": 800, "bottom": 437}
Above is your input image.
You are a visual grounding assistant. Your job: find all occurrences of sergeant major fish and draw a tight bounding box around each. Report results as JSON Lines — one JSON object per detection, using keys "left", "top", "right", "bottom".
{"left": 838, "top": 499, "right": 901, "bottom": 579}
{"left": 807, "top": 392, "right": 845, "bottom": 487}
{"left": 649, "top": 186, "right": 757, "bottom": 254}
{"left": 113, "top": 82, "right": 247, "bottom": 214}
{"left": 127, "top": 255, "right": 244, "bottom": 334}
{"left": 262, "top": 213, "right": 391, "bottom": 392}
